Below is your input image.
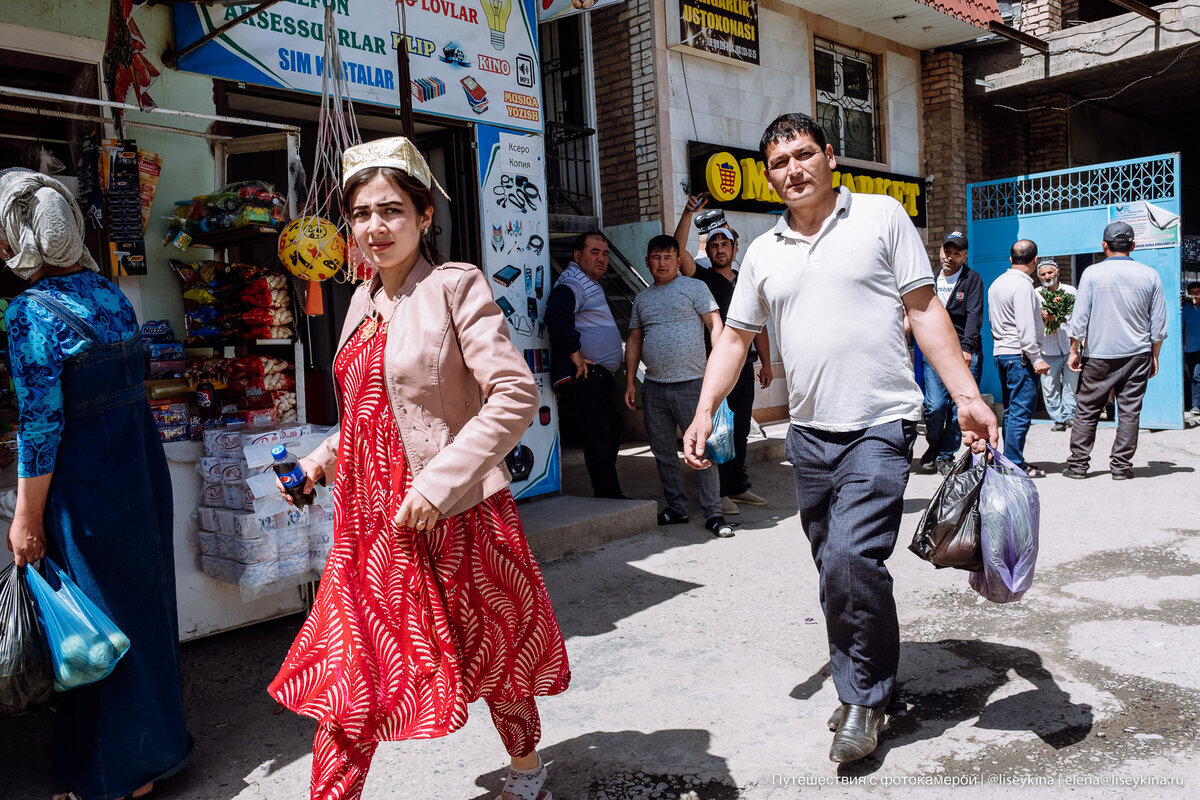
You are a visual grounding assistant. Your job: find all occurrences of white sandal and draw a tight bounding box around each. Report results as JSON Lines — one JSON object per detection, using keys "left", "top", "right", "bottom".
{"left": 498, "top": 757, "right": 551, "bottom": 800}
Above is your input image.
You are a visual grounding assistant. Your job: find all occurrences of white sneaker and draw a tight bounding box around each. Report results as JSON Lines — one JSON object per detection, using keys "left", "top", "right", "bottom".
{"left": 721, "top": 496, "right": 740, "bottom": 515}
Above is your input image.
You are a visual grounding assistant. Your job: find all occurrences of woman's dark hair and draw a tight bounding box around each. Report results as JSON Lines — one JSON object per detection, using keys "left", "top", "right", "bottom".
{"left": 342, "top": 166, "right": 442, "bottom": 265}
{"left": 759, "top": 113, "right": 828, "bottom": 163}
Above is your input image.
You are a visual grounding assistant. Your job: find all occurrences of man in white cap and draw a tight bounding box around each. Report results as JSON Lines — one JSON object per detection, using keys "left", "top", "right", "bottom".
{"left": 1035, "top": 259, "right": 1078, "bottom": 431}
{"left": 1062, "top": 221, "right": 1168, "bottom": 480}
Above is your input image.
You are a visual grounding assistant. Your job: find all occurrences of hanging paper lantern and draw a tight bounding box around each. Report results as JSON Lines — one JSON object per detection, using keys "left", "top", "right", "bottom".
{"left": 278, "top": 216, "right": 345, "bottom": 281}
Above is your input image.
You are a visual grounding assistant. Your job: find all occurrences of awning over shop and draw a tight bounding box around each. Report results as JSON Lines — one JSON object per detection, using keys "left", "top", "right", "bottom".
{"left": 777, "top": 0, "right": 1000, "bottom": 50}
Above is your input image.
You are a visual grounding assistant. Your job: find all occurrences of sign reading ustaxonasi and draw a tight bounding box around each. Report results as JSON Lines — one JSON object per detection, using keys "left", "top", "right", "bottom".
{"left": 172, "top": 0, "right": 543, "bottom": 132}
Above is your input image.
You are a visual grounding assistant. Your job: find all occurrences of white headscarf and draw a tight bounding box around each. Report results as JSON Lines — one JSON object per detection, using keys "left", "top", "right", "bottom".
{"left": 0, "top": 168, "right": 100, "bottom": 280}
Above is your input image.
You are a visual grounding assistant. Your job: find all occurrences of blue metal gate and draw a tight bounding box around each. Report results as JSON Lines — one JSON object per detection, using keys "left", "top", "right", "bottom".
{"left": 967, "top": 154, "right": 1183, "bottom": 430}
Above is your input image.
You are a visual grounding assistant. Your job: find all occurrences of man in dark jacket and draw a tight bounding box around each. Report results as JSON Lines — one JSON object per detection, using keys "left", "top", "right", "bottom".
{"left": 921, "top": 231, "right": 984, "bottom": 474}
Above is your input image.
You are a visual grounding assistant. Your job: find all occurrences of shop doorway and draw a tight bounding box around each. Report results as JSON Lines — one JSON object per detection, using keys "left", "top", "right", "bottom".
{"left": 213, "top": 83, "right": 479, "bottom": 424}
{"left": 966, "top": 154, "right": 1184, "bottom": 430}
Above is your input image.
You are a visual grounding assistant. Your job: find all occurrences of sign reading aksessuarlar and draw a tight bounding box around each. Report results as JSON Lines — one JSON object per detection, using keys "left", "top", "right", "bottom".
{"left": 687, "top": 140, "right": 926, "bottom": 227}
{"left": 172, "top": 0, "right": 544, "bottom": 133}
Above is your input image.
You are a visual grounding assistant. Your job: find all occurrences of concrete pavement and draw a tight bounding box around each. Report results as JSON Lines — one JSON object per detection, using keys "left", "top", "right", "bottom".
{"left": 1, "top": 422, "right": 1197, "bottom": 799}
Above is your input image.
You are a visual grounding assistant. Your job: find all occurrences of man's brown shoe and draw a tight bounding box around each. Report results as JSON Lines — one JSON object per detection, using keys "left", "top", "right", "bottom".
{"left": 829, "top": 704, "right": 886, "bottom": 763}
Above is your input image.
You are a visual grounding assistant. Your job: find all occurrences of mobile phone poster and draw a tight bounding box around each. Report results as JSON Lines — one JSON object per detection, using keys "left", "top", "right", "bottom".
{"left": 477, "top": 123, "right": 559, "bottom": 499}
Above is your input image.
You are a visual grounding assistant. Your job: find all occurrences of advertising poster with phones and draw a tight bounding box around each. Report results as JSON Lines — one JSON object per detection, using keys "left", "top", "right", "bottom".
{"left": 172, "top": 0, "right": 544, "bottom": 133}
{"left": 476, "top": 123, "right": 559, "bottom": 499}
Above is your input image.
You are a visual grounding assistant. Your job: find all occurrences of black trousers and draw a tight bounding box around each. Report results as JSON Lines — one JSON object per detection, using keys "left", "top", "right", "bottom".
{"left": 717, "top": 360, "right": 756, "bottom": 496}
{"left": 557, "top": 366, "right": 624, "bottom": 498}
{"left": 786, "top": 419, "right": 916, "bottom": 708}
{"left": 1068, "top": 353, "right": 1152, "bottom": 472}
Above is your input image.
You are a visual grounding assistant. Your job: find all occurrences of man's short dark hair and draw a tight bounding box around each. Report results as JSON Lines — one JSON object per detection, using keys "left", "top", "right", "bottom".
{"left": 646, "top": 234, "right": 679, "bottom": 258}
{"left": 759, "top": 113, "right": 828, "bottom": 163}
{"left": 1010, "top": 239, "right": 1038, "bottom": 265}
{"left": 1107, "top": 239, "right": 1135, "bottom": 254}
{"left": 1188, "top": 282, "right": 1200, "bottom": 292}
{"left": 573, "top": 231, "right": 604, "bottom": 255}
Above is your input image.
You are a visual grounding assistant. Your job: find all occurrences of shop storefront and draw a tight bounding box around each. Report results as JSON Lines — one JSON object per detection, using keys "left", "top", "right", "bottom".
{"left": 0, "top": 0, "right": 561, "bottom": 639}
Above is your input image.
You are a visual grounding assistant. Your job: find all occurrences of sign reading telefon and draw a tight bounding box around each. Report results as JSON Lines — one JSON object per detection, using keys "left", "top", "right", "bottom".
{"left": 678, "top": 0, "right": 759, "bottom": 65}
{"left": 171, "top": 0, "right": 544, "bottom": 132}
{"left": 687, "top": 141, "right": 927, "bottom": 227}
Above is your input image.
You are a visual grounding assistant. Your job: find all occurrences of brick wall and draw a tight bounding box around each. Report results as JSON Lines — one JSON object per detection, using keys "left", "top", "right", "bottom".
{"left": 590, "top": 0, "right": 658, "bottom": 226}
{"left": 981, "top": 105, "right": 1028, "bottom": 180}
{"left": 1021, "top": 0, "right": 1064, "bottom": 36}
{"left": 1027, "top": 91, "right": 1070, "bottom": 172}
{"left": 922, "top": 50, "right": 965, "bottom": 256}
{"left": 965, "top": 103, "right": 984, "bottom": 184}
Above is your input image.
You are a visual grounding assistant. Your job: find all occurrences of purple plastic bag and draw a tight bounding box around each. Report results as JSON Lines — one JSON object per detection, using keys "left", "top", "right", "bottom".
{"left": 969, "top": 445, "right": 1039, "bottom": 603}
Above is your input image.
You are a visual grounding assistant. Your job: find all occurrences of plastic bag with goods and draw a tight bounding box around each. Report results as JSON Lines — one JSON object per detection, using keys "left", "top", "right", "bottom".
{"left": 909, "top": 450, "right": 986, "bottom": 571}
{"left": 25, "top": 560, "right": 131, "bottom": 691}
{"left": 0, "top": 563, "right": 54, "bottom": 716}
{"left": 969, "top": 445, "right": 1040, "bottom": 603}
{"left": 703, "top": 399, "right": 736, "bottom": 465}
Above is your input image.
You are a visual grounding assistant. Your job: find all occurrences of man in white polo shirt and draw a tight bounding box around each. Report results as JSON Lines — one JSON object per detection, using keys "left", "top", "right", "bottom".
{"left": 683, "top": 113, "right": 997, "bottom": 764}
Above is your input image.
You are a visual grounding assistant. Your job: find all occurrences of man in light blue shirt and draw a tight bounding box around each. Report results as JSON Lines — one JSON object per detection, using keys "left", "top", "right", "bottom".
{"left": 1063, "top": 221, "right": 1168, "bottom": 480}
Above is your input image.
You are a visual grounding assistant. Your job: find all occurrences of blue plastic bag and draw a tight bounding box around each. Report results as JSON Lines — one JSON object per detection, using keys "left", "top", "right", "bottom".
{"left": 704, "top": 399, "right": 736, "bottom": 465}
{"left": 969, "top": 445, "right": 1039, "bottom": 603}
{"left": 25, "top": 559, "right": 130, "bottom": 691}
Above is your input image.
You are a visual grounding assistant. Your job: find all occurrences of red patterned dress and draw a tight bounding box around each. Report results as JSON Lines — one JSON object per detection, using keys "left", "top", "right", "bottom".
{"left": 269, "top": 315, "right": 570, "bottom": 757}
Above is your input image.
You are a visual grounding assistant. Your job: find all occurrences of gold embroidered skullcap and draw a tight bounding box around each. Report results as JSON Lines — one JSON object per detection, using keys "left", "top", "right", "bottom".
{"left": 342, "top": 137, "right": 450, "bottom": 199}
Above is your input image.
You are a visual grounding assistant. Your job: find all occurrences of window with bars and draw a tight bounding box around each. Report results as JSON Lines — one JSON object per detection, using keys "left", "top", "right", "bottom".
{"left": 813, "top": 38, "right": 879, "bottom": 162}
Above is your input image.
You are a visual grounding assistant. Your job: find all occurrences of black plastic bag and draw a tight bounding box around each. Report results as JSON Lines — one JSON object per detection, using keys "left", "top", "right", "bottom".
{"left": 909, "top": 451, "right": 986, "bottom": 571}
{"left": 0, "top": 562, "right": 54, "bottom": 716}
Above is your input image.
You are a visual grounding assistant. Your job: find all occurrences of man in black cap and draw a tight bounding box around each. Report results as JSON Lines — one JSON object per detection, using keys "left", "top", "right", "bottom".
{"left": 920, "top": 231, "right": 984, "bottom": 474}
{"left": 1062, "top": 221, "right": 1168, "bottom": 480}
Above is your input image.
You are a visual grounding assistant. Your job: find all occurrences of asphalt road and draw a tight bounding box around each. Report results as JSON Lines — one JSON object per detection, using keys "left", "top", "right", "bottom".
{"left": 2, "top": 422, "right": 1197, "bottom": 799}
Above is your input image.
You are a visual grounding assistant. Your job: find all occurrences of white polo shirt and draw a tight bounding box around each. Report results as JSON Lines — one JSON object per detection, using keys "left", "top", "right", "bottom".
{"left": 727, "top": 187, "right": 934, "bottom": 431}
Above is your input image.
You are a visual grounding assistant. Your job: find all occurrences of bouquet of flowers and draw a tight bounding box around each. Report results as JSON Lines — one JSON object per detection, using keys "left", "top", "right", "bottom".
{"left": 1040, "top": 287, "right": 1075, "bottom": 335}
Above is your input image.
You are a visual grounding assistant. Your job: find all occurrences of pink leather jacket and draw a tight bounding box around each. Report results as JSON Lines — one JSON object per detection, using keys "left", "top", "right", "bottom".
{"left": 305, "top": 258, "right": 537, "bottom": 516}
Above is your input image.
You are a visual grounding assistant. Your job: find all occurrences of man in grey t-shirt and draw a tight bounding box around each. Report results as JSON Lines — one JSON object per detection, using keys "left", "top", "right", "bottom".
{"left": 683, "top": 113, "right": 997, "bottom": 764}
{"left": 625, "top": 235, "right": 731, "bottom": 537}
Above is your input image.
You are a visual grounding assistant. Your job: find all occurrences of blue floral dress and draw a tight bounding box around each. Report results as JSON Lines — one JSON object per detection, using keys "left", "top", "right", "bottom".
{"left": 5, "top": 271, "right": 138, "bottom": 477}
{"left": 5, "top": 270, "right": 191, "bottom": 800}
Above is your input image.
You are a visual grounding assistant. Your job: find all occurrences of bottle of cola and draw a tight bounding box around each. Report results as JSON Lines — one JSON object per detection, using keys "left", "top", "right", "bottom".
{"left": 271, "top": 444, "right": 314, "bottom": 508}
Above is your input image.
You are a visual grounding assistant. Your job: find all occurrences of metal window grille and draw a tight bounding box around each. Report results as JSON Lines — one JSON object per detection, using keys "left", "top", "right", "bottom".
{"left": 814, "top": 38, "right": 878, "bottom": 162}
{"left": 971, "top": 157, "right": 1176, "bottom": 220}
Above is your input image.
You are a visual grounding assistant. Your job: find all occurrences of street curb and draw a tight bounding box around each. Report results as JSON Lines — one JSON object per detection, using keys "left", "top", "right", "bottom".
{"left": 520, "top": 494, "right": 658, "bottom": 562}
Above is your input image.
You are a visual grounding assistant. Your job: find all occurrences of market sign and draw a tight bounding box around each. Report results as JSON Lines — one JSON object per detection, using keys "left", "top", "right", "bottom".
{"left": 687, "top": 141, "right": 926, "bottom": 227}
{"left": 678, "top": 0, "right": 759, "bottom": 65}
{"left": 172, "top": 0, "right": 543, "bottom": 133}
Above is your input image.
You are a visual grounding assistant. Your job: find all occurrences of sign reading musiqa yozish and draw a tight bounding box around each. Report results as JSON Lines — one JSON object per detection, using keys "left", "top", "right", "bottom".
{"left": 687, "top": 141, "right": 926, "bottom": 227}
{"left": 476, "top": 123, "right": 559, "bottom": 500}
{"left": 171, "top": 0, "right": 544, "bottom": 132}
{"left": 679, "top": 0, "right": 759, "bottom": 65}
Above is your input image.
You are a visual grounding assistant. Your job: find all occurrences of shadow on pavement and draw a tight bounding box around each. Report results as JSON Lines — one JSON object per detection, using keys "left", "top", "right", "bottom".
{"left": 168, "top": 614, "right": 315, "bottom": 799}
{"left": 470, "top": 728, "right": 738, "bottom": 800}
{"left": 789, "top": 639, "right": 1093, "bottom": 778}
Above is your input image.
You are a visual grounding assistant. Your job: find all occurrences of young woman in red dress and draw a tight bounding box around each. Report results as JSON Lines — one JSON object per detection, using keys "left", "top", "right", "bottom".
{"left": 268, "top": 137, "right": 569, "bottom": 800}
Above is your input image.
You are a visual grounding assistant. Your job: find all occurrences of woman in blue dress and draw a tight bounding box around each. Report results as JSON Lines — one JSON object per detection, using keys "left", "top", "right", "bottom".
{"left": 0, "top": 168, "right": 190, "bottom": 800}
